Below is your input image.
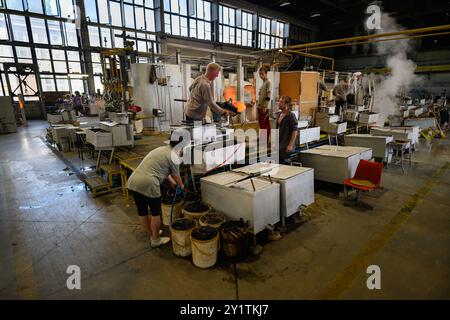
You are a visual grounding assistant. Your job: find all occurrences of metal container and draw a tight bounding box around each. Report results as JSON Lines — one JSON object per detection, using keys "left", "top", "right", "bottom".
{"left": 201, "top": 171, "right": 280, "bottom": 234}
{"left": 345, "top": 134, "right": 393, "bottom": 162}
{"left": 359, "top": 112, "right": 379, "bottom": 124}
{"left": 404, "top": 118, "right": 436, "bottom": 130}
{"left": 298, "top": 127, "right": 320, "bottom": 145}
{"left": 85, "top": 128, "right": 113, "bottom": 148}
{"left": 300, "top": 146, "right": 372, "bottom": 184}
{"left": 234, "top": 163, "right": 314, "bottom": 218}
{"left": 370, "top": 127, "right": 412, "bottom": 142}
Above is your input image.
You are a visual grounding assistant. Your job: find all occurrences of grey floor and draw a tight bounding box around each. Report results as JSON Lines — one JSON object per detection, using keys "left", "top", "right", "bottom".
{"left": 0, "top": 120, "right": 449, "bottom": 300}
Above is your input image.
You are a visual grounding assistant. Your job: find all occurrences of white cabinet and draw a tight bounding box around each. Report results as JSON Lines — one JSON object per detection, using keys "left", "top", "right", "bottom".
{"left": 300, "top": 146, "right": 372, "bottom": 184}
{"left": 345, "top": 134, "right": 393, "bottom": 162}
{"left": 201, "top": 172, "right": 280, "bottom": 234}
{"left": 298, "top": 127, "right": 321, "bottom": 144}
{"left": 234, "top": 163, "right": 315, "bottom": 218}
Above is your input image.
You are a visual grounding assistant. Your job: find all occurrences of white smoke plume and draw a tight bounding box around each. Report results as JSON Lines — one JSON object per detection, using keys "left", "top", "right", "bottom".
{"left": 372, "top": 13, "right": 422, "bottom": 125}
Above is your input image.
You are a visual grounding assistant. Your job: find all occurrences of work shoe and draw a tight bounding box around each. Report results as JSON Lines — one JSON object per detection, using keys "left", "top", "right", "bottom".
{"left": 151, "top": 237, "right": 170, "bottom": 248}
{"left": 268, "top": 230, "right": 282, "bottom": 241}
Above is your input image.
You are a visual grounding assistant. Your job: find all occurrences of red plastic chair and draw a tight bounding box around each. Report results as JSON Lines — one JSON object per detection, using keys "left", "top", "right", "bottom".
{"left": 343, "top": 160, "right": 383, "bottom": 207}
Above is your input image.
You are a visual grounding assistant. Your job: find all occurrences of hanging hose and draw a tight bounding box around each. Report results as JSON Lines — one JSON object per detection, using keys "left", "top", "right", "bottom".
{"left": 170, "top": 186, "right": 183, "bottom": 225}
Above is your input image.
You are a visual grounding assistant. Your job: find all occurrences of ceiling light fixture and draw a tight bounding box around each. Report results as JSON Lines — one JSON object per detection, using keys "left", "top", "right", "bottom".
{"left": 280, "top": 2, "right": 291, "bottom": 7}
{"left": 310, "top": 13, "right": 321, "bottom": 18}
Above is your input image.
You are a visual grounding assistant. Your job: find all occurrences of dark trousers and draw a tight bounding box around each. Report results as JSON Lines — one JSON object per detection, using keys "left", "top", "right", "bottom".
{"left": 335, "top": 100, "right": 346, "bottom": 115}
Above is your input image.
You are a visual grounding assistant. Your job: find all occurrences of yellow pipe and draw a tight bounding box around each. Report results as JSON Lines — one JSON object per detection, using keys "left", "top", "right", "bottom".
{"left": 251, "top": 24, "right": 450, "bottom": 54}
{"left": 293, "top": 31, "right": 450, "bottom": 52}
{"left": 367, "top": 64, "right": 450, "bottom": 73}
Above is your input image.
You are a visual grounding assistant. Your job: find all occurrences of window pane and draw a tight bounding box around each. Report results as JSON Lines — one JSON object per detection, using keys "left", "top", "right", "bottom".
{"left": 36, "top": 48, "right": 50, "bottom": 59}
{"left": 44, "top": 0, "right": 58, "bottom": 16}
{"left": 180, "top": 0, "right": 187, "bottom": 15}
{"left": 6, "top": 0, "right": 23, "bottom": 10}
{"left": 164, "top": 13, "right": 171, "bottom": 33}
{"left": 85, "top": 0, "right": 98, "bottom": 22}
{"left": 172, "top": 15, "right": 180, "bottom": 36}
{"left": 56, "top": 77, "right": 70, "bottom": 91}
{"left": 124, "top": 5, "right": 135, "bottom": 28}
{"left": 145, "top": 9, "right": 155, "bottom": 32}
{"left": 48, "top": 20, "right": 63, "bottom": 45}
{"left": 204, "top": 1, "right": 210, "bottom": 20}
{"left": 60, "top": 0, "right": 75, "bottom": 19}
{"left": 111, "top": 1, "right": 122, "bottom": 27}
{"left": 68, "top": 61, "right": 81, "bottom": 73}
{"left": 38, "top": 60, "right": 53, "bottom": 73}
{"left": 98, "top": 0, "right": 109, "bottom": 24}
{"left": 10, "top": 15, "right": 29, "bottom": 42}
{"left": 67, "top": 51, "right": 79, "bottom": 61}
{"left": 0, "top": 14, "right": 10, "bottom": 40}
{"left": 41, "top": 76, "right": 56, "bottom": 91}
{"left": 91, "top": 53, "right": 101, "bottom": 63}
{"left": 71, "top": 79, "right": 84, "bottom": 93}
{"left": 52, "top": 49, "right": 65, "bottom": 60}
{"left": 136, "top": 7, "right": 145, "bottom": 30}
{"left": 65, "top": 22, "right": 78, "bottom": 46}
{"left": 28, "top": 0, "right": 44, "bottom": 13}
{"left": 16, "top": 46, "right": 32, "bottom": 59}
{"left": 93, "top": 63, "right": 102, "bottom": 74}
{"left": 54, "top": 61, "right": 68, "bottom": 73}
{"left": 94, "top": 76, "right": 103, "bottom": 93}
{"left": 88, "top": 26, "right": 100, "bottom": 47}
{"left": 196, "top": 1, "right": 203, "bottom": 19}
{"left": 30, "top": 18, "right": 48, "bottom": 44}
{"left": 180, "top": 17, "right": 187, "bottom": 37}
{"left": 101, "top": 28, "right": 112, "bottom": 48}
{"left": 170, "top": 0, "right": 179, "bottom": 14}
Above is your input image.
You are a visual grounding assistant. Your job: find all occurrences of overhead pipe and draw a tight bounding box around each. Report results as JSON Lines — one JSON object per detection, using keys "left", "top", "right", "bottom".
{"left": 292, "top": 31, "right": 450, "bottom": 52}
{"left": 251, "top": 24, "right": 450, "bottom": 54}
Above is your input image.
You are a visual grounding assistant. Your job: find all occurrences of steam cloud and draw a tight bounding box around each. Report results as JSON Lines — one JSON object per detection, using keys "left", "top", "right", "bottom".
{"left": 372, "top": 13, "right": 421, "bottom": 125}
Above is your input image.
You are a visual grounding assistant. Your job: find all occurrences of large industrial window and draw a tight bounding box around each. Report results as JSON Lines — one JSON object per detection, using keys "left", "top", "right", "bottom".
{"left": 48, "top": 20, "right": 63, "bottom": 45}
{"left": 237, "top": 11, "right": 253, "bottom": 47}
{"left": 219, "top": 5, "right": 236, "bottom": 44}
{"left": 164, "top": 0, "right": 189, "bottom": 37}
{"left": 30, "top": 18, "right": 49, "bottom": 44}
{"left": 258, "top": 16, "right": 285, "bottom": 49}
{"left": 189, "top": 0, "right": 211, "bottom": 40}
{"left": 164, "top": 0, "right": 211, "bottom": 40}
{"left": 10, "top": 15, "right": 29, "bottom": 42}
{"left": 85, "top": 0, "right": 99, "bottom": 22}
{"left": 219, "top": 5, "right": 253, "bottom": 47}
{"left": 0, "top": 14, "right": 9, "bottom": 40}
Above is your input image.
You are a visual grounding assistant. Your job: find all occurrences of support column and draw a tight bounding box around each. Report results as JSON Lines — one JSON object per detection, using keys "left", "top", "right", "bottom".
{"left": 76, "top": 0, "right": 96, "bottom": 95}
{"left": 236, "top": 56, "right": 245, "bottom": 123}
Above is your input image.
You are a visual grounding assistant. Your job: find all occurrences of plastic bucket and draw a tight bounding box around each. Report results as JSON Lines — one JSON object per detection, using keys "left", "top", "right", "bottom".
{"left": 199, "top": 212, "right": 225, "bottom": 229}
{"left": 190, "top": 226, "right": 220, "bottom": 269}
{"left": 182, "top": 201, "right": 211, "bottom": 222}
{"left": 161, "top": 201, "right": 183, "bottom": 226}
{"left": 170, "top": 218, "right": 197, "bottom": 257}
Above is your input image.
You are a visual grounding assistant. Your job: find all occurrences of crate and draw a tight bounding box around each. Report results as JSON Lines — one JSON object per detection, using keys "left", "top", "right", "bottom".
{"left": 359, "top": 112, "right": 379, "bottom": 124}
{"left": 298, "top": 127, "right": 321, "bottom": 145}
{"left": 85, "top": 128, "right": 113, "bottom": 148}
{"left": 47, "top": 114, "right": 63, "bottom": 124}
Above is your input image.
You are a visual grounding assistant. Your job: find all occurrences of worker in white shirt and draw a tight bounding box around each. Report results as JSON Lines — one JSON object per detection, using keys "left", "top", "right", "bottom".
{"left": 127, "top": 137, "right": 184, "bottom": 248}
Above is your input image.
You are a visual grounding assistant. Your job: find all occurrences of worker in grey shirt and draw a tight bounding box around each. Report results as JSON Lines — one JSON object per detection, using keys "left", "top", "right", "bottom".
{"left": 276, "top": 96, "right": 298, "bottom": 164}
{"left": 318, "top": 75, "right": 328, "bottom": 106}
{"left": 333, "top": 79, "right": 348, "bottom": 116}
{"left": 184, "top": 63, "right": 230, "bottom": 121}
{"left": 127, "top": 137, "right": 184, "bottom": 248}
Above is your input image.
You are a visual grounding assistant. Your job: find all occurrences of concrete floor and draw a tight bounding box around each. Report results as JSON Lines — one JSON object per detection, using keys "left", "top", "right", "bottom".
{"left": 0, "top": 120, "right": 449, "bottom": 300}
